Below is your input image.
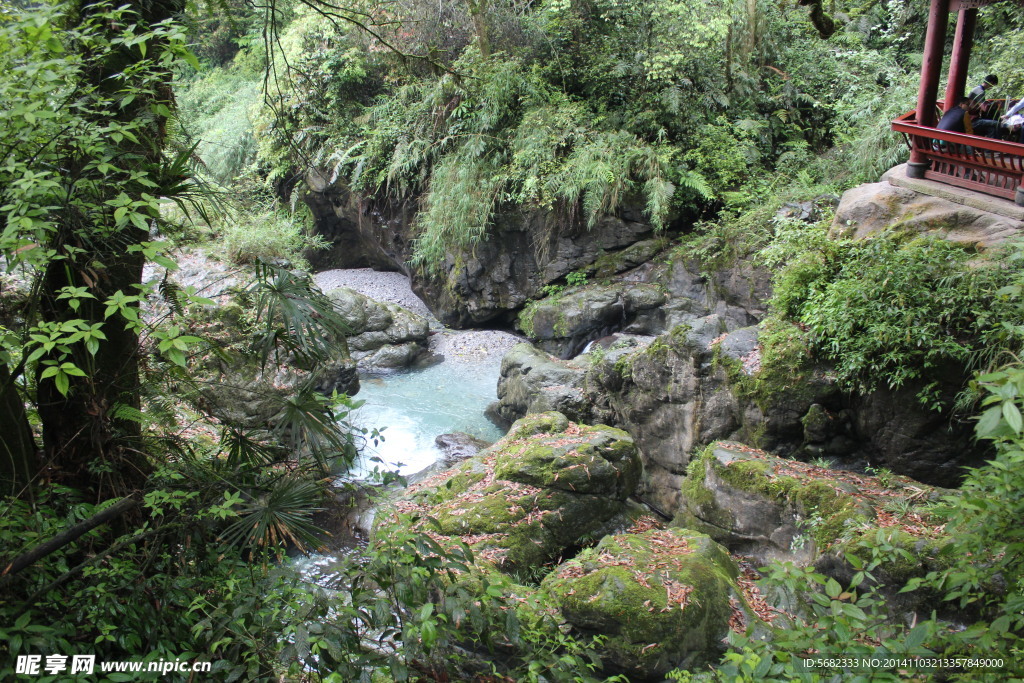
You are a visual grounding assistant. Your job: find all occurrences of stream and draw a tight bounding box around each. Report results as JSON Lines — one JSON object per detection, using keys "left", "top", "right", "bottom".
{"left": 294, "top": 269, "right": 522, "bottom": 579}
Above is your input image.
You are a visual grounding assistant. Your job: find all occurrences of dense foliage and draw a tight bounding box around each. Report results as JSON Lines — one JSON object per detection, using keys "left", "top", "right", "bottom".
{"left": 761, "top": 218, "right": 1024, "bottom": 408}
{"left": 2, "top": 0, "right": 1024, "bottom": 679}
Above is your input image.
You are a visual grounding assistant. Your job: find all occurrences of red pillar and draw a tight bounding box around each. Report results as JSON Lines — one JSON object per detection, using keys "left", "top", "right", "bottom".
{"left": 944, "top": 8, "right": 977, "bottom": 112}
{"left": 908, "top": 0, "right": 950, "bottom": 177}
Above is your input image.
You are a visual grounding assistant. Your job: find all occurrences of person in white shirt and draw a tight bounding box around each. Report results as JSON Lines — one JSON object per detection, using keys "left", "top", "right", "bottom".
{"left": 1001, "top": 98, "right": 1024, "bottom": 143}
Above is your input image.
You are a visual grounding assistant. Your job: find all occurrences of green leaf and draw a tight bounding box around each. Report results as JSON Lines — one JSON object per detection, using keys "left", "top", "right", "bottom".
{"left": 54, "top": 371, "right": 69, "bottom": 396}
{"left": 977, "top": 405, "right": 1003, "bottom": 437}
{"left": 825, "top": 577, "right": 841, "bottom": 598}
{"left": 903, "top": 622, "right": 929, "bottom": 651}
{"left": 1002, "top": 400, "right": 1022, "bottom": 434}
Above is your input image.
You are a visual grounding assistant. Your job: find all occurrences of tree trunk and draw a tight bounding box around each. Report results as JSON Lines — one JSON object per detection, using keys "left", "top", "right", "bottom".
{"left": 0, "top": 364, "right": 36, "bottom": 493}
{"left": 34, "top": 0, "right": 185, "bottom": 496}
{"left": 466, "top": 0, "right": 491, "bottom": 59}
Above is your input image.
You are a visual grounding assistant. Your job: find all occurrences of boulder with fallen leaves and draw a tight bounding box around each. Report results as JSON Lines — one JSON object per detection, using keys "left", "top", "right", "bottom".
{"left": 675, "top": 442, "right": 952, "bottom": 577}
{"left": 375, "top": 412, "right": 646, "bottom": 574}
{"left": 541, "top": 527, "right": 748, "bottom": 679}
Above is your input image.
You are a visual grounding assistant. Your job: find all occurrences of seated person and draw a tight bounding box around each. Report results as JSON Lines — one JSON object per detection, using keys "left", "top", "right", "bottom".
{"left": 937, "top": 98, "right": 973, "bottom": 134}
{"left": 1001, "top": 99, "right": 1024, "bottom": 143}
{"left": 968, "top": 74, "right": 999, "bottom": 117}
{"left": 972, "top": 115, "right": 1002, "bottom": 139}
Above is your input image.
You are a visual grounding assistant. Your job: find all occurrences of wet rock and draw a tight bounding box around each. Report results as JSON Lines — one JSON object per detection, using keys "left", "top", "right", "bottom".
{"left": 588, "top": 238, "right": 669, "bottom": 278}
{"left": 434, "top": 432, "right": 490, "bottom": 465}
{"left": 851, "top": 382, "right": 980, "bottom": 486}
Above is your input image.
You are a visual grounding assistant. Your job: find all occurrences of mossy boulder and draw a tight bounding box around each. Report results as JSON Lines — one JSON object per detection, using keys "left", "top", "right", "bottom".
{"left": 493, "top": 419, "right": 640, "bottom": 499}
{"left": 675, "top": 442, "right": 949, "bottom": 569}
{"left": 588, "top": 238, "right": 669, "bottom": 279}
{"left": 376, "top": 412, "right": 645, "bottom": 574}
{"left": 542, "top": 528, "right": 745, "bottom": 679}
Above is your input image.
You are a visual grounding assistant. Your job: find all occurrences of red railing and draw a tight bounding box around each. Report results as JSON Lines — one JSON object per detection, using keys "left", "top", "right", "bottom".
{"left": 891, "top": 102, "right": 1024, "bottom": 203}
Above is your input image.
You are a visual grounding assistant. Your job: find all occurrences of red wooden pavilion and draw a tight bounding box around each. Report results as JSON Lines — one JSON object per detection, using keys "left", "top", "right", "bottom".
{"left": 891, "top": 0, "right": 1024, "bottom": 206}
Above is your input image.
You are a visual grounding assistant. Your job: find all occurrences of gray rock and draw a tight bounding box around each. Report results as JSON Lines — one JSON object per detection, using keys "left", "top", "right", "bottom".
{"left": 324, "top": 287, "right": 429, "bottom": 370}
{"left": 434, "top": 432, "right": 490, "bottom": 465}
{"left": 831, "top": 181, "right": 1022, "bottom": 248}
{"left": 493, "top": 343, "right": 593, "bottom": 425}
{"left": 852, "top": 382, "right": 980, "bottom": 486}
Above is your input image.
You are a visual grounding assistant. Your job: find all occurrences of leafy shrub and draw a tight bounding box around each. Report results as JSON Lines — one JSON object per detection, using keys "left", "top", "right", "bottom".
{"left": 766, "top": 228, "right": 1021, "bottom": 405}
{"left": 217, "top": 207, "right": 327, "bottom": 268}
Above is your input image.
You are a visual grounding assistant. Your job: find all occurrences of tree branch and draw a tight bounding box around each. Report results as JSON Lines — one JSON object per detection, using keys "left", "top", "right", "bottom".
{"left": 0, "top": 495, "right": 139, "bottom": 582}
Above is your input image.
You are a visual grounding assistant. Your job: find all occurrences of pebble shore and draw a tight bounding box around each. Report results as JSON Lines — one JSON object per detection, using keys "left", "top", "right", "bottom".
{"left": 314, "top": 268, "right": 524, "bottom": 366}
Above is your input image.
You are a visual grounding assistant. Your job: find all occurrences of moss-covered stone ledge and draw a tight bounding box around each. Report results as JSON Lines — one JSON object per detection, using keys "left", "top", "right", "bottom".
{"left": 674, "top": 442, "right": 950, "bottom": 569}
{"left": 541, "top": 526, "right": 748, "bottom": 679}
{"left": 373, "top": 412, "right": 645, "bottom": 574}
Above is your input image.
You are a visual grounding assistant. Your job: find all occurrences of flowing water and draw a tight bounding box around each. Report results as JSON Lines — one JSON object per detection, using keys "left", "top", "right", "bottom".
{"left": 347, "top": 357, "right": 506, "bottom": 479}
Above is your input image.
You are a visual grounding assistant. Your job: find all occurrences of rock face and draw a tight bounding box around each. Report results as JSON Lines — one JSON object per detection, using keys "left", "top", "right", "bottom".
{"left": 675, "top": 443, "right": 951, "bottom": 574}
{"left": 377, "top": 412, "right": 644, "bottom": 573}
{"left": 542, "top": 528, "right": 744, "bottom": 679}
{"left": 496, "top": 322, "right": 837, "bottom": 514}
{"left": 497, "top": 310, "right": 982, "bottom": 511}
{"left": 850, "top": 384, "right": 980, "bottom": 485}
{"left": 303, "top": 177, "right": 660, "bottom": 327}
{"left": 517, "top": 283, "right": 668, "bottom": 358}
{"left": 324, "top": 287, "right": 430, "bottom": 370}
{"left": 831, "top": 180, "right": 1022, "bottom": 247}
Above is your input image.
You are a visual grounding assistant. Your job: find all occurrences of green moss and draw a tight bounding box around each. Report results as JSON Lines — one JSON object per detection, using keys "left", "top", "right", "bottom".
{"left": 613, "top": 354, "right": 633, "bottom": 379}
{"left": 543, "top": 530, "right": 740, "bottom": 674}
{"left": 517, "top": 300, "right": 539, "bottom": 338}
{"left": 696, "top": 446, "right": 871, "bottom": 550}
{"left": 794, "top": 481, "right": 862, "bottom": 548}
{"left": 505, "top": 411, "right": 571, "bottom": 441}
{"left": 642, "top": 323, "right": 693, "bottom": 366}
{"left": 553, "top": 310, "right": 570, "bottom": 338}
{"left": 712, "top": 316, "right": 819, "bottom": 414}
{"left": 716, "top": 459, "right": 799, "bottom": 502}
{"left": 680, "top": 448, "right": 715, "bottom": 511}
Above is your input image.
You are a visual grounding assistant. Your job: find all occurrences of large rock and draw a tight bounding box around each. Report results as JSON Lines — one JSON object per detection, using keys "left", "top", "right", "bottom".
{"left": 376, "top": 412, "right": 644, "bottom": 573}
{"left": 516, "top": 283, "right": 668, "bottom": 358}
{"left": 851, "top": 382, "right": 980, "bottom": 485}
{"left": 542, "top": 527, "right": 745, "bottom": 679}
{"left": 491, "top": 343, "right": 595, "bottom": 425}
{"left": 674, "top": 442, "right": 950, "bottom": 571}
{"left": 324, "top": 287, "right": 429, "bottom": 369}
{"left": 831, "top": 180, "right": 1022, "bottom": 248}
{"left": 583, "top": 321, "right": 836, "bottom": 514}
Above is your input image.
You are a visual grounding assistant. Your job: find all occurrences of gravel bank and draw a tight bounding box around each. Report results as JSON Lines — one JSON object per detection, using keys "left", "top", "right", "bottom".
{"left": 314, "top": 268, "right": 524, "bottom": 365}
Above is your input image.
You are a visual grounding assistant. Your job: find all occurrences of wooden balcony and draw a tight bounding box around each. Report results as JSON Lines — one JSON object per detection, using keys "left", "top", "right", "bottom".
{"left": 892, "top": 102, "right": 1024, "bottom": 206}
